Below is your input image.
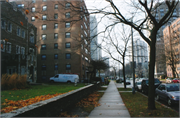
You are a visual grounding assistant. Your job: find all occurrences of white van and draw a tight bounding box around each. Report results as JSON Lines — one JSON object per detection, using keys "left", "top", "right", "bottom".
{"left": 49, "top": 74, "right": 79, "bottom": 83}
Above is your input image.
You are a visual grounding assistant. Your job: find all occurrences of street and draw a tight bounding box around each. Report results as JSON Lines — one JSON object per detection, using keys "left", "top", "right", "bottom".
{"left": 116, "top": 80, "right": 179, "bottom": 112}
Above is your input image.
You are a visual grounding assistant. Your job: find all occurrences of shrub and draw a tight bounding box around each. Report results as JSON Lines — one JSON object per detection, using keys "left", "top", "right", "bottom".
{"left": 1, "top": 73, "right": 27, "bottom": 90}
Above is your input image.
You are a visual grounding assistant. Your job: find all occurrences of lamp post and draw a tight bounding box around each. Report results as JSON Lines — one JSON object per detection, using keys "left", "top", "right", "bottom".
{"left": 131, "top": 20, "right": 136, "bottom": 94}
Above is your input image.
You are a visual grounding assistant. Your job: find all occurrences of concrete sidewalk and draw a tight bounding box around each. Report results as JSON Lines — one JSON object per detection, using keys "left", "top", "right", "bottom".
{"left": 88, "top": 81, "right": 131, "bottom": 117}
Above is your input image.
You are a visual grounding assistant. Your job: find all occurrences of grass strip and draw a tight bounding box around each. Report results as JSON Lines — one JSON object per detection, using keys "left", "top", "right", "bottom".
{"left": 1, "top": 83, "right": 85, "bottom": 110}
{"left": 118, "top": 88, "right": 132, "bottom": 91}
{"left": 120, "top": 92, "right": 179, "bottom": 117}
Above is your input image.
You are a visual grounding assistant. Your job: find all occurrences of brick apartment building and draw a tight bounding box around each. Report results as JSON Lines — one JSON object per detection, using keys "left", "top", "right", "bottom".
{"left": 1, "top": 1, "right": 37, "bottom": 82}
{"left": 163, "top": 18, "right": 180, "bottom": 78}
{"left": 14, "top": 0, "right": 91, "bottom": 82}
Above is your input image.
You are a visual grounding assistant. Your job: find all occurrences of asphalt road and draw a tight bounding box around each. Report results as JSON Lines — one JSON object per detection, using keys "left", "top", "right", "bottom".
{"left": 117, "top": 79, "right": 179, "bottom": 112}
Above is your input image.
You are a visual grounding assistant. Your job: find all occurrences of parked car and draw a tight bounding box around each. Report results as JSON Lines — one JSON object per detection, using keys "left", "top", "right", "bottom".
{"left": 135, "top": 81, "right": 142, "bottom": 91}
{"left": 155, "top": 83, "right": 180, "bottom": 106}
{"left": 49, "top": 74, "right": 79, "bottom": 83}
{"left": 126, "top": 78, "right": 131, "bottom": 85}
{"left": 166, "top": 78, "right": 173, "bottom": 83}
{"left": 141, "top": 78, "right": 161, "bottom": 94}
{"left": 172, "top": 78, "right": 180, "bottom": 83}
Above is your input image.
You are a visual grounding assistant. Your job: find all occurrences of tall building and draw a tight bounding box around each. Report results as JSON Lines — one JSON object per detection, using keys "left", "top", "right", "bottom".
{"left": 90, "top": 15, "right": 99, "bottom": 60}
{"left": 133, "top": 39, "right": 148, "bottom": 77}
{"left": 1, "top": 1, "right": 37, "bottom": 82}
{"left": 163, "top": 18, "right": 180, "bottom": 78}
{"left": 14, "top": 0, "right": 91, "bottom": 82}
{"left": 152, "top": 2, "right": 180, "bottom": 76}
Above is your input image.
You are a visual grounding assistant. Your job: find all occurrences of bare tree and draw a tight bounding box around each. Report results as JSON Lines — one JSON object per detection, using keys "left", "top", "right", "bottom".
{"left": 89, "top": 0, "right": 178, "bottom": 110}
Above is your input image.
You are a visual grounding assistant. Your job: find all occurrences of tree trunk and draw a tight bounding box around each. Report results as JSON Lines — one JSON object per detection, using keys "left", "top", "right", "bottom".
{"left": 122, "top": 57, "right": 126, "bottom": 89}
{"left": 148, "top": 33, "right": 156, "bottom": 110}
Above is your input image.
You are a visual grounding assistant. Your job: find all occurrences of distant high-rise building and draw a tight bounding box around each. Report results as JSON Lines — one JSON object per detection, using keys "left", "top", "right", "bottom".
{"left": 90, "top": 15, "right": 99, "bottom": 60}
{"left": 14, "top": 0, "right": 91, "bottom": 82}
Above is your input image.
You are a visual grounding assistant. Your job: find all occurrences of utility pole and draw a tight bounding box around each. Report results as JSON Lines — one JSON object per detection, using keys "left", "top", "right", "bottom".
{"left": 131, "top": 21, "right": 136, "bottom": 94}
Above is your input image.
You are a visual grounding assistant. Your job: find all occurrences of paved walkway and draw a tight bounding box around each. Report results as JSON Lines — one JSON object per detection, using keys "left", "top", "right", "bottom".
{"left": 88, "top": 81, "right": 131, "bottom": 117}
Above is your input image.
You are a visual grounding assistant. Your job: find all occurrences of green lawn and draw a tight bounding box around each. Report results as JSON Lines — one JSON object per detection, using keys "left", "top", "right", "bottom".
{"left": 120, "top": 92, "right": 179, "bottom": 117}
{"left": 1, "top": 83, "right": 86, "bottom": 108}
{"left": 118, "top": 88, "right": 132, "bottom": 91}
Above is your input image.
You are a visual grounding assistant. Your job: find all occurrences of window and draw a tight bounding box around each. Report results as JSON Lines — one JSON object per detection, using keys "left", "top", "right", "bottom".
{"left": 42, "top": 6, "right": 47, "bottom": 11}
{"left": 17, "top": 4, "right": 24, "bottom": 8}
{"left": 54, "top": 23, "right": 58, "bottom": 29}
{"left": 55, "top": 64, "right": 58, "bottom": 70}
{"left": 1, "top": 19, "right": 6, "bottom": 29}
{"left": 43, "top": 0, "right": 47, "bottom": 1}
{"left": 21, "top": 47, "right": 25, "bottom": 55}
{"left": 65, "top": 32, "right": 70, "bottom": 38}
{"left": 84, "top": 30, "right": 87, "bottom": 37}
{"left": 65, "top": 42, "right": 71, "bottom": 48}
{"left": 54, "top": 43, "right": 58, "bottom": 49}
{"left": 65, "top": 22, "right": 70, "bottom": 28}
{"left": 54, "top": 54, "right": 58, "bottom": 59}
{"left": 1, "top": 40, "right": 5, "bottom": 52}
{"left": 17, "top": 27, "right": 21, "bottom": 36}
{"left": 41, "top": 44, "right": 46, "bottom": 50}
{"left": 7, "top": 22, "right": 12, "bottom": 32}
{"left": 66, "top": 53, "right": 71, "bottom": 59}
{"left": 32, "top": 0, "right": 36, "bottom": 3}
{"left": 42, "top": 34, "right": 46, "bottom": 40}
{"left": 31, "top": 16, "right": 35, "bottom": 21}
{"left": 41, "top": 54, "right": 46, "bottom": 60}
{"left": 54, "top": 13, "right": 58, "bottom": 19}
{"left": 42, "top": 65, "right": 46, "bottom": 70}
{"left": 54, "top": 4, "right": 58, "bottom": 9}
{"left": 32, "top": 7, "right": 35, "bottom": 12}
{"left": 6, "top": 42, "right": 11, "bottom": 53}
{"left": 16, "top": 45, "right": 20, "bottom": 54}
{"left": 54, "top": 33, "right": 58, "bottom": 39}
{"left": 42, "top": 24, "right": 46, "bottom": 30}
{"left": 65, "top": 3, "right": 70, "bottom": 9}
{"left": 65, "top": 12, "right": 70, "bottom": 18}
{"left": 42, "top": 15, "right": 47, "bottom": 20}
{"left": 30, "top": 35, "right": 34, "bottom": 43}
{"left": 21, "top": 29, "right": 25, "bottom": 38}
{"left": 66, "top": 64, "right": 71, "bottom": 70}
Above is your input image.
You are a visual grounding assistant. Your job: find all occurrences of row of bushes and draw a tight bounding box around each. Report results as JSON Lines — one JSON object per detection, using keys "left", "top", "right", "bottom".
{"left": 1, "top": 73, "right": 28, "bottom": 90}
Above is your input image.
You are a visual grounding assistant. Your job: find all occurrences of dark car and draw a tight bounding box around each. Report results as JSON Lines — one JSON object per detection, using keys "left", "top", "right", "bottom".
{"left": 141, "top": 78, "right": 161, "bottom": 94}
{"left": 155, "top": 83, "right": 180, "bottom": 106}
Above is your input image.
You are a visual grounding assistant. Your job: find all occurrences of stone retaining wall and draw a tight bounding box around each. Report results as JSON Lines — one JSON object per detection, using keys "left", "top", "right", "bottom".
{"left": 1, "top": 83, "right": 100, "bottom": 117}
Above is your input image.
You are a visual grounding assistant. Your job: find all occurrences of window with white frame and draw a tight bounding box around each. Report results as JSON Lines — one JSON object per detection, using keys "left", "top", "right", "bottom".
{"left": 16, "top": 45, "right": 20, "bottom": 54}
{"left": 7, "top": 22, "right": 12, "bottom": 32}
{"left": 42, "top": 6, "right": 47, "bottom": 11}
{"left": 65, "top": 22, "right": 70, "bottom": 28}
{"left": 65, "top": 12, "right": 70, "bottom": 18}
{"left": 21, "top": 47, "right": 25, "bottom": 55}
{"left": 42, "top": 34, "right": 47, "bottom": 40}
{"left": 21, "top": 29, "right": 25, "bottom": 38}
{"left": 17, "top": 27, "right": 21, "bottom": 36}
{"left": 6, "top": 42, "right": 11, "bottom": 53}
{"left": 32, "top": 7, "right": 35, "bottom": 12}
{"left": 54, "top": 23, "right": 58, "bottom": 29}
{"left": 31, "top": 16, "right": 35, "bottom": 21}
{"left": 54, "top": 4, "right": 58, "bottom": 9}
{"left": 42, "top": 15, "right": 47, "bottom": 20}
{"left": 1, "top": 40, "right": 5, "bottom": 52}
{"left": 42, "top": 24, "right": 46, "bottom": 30}
{"left": 1, "top": 19, "right": 6, "bottom": 29}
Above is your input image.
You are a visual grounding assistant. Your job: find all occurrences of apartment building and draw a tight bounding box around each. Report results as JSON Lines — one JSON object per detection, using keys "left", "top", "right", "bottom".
{"left": 1, "top": 1, "right": 37, "bottom": 82}
{"left": 14, "top": 0, "right": 91, "bottom": 82}
{"left": 152, "top": 2, "right": 180, "bottom": 76}
{"left": 163, "top": 18, "right": 180, "bottom": 78}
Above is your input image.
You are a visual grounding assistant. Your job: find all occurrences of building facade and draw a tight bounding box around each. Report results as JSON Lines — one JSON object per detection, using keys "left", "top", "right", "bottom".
{"left": 163, "top": 18, "right": 180, "bottom": 78}
{"left": 15, "top": 0, "right": 91, "bottom": 82}
{"left": 1, "top": 1, "right": 37, "bottom": 82}
{"left": 152, "top": 2, "right": 180, "bottom": 76}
